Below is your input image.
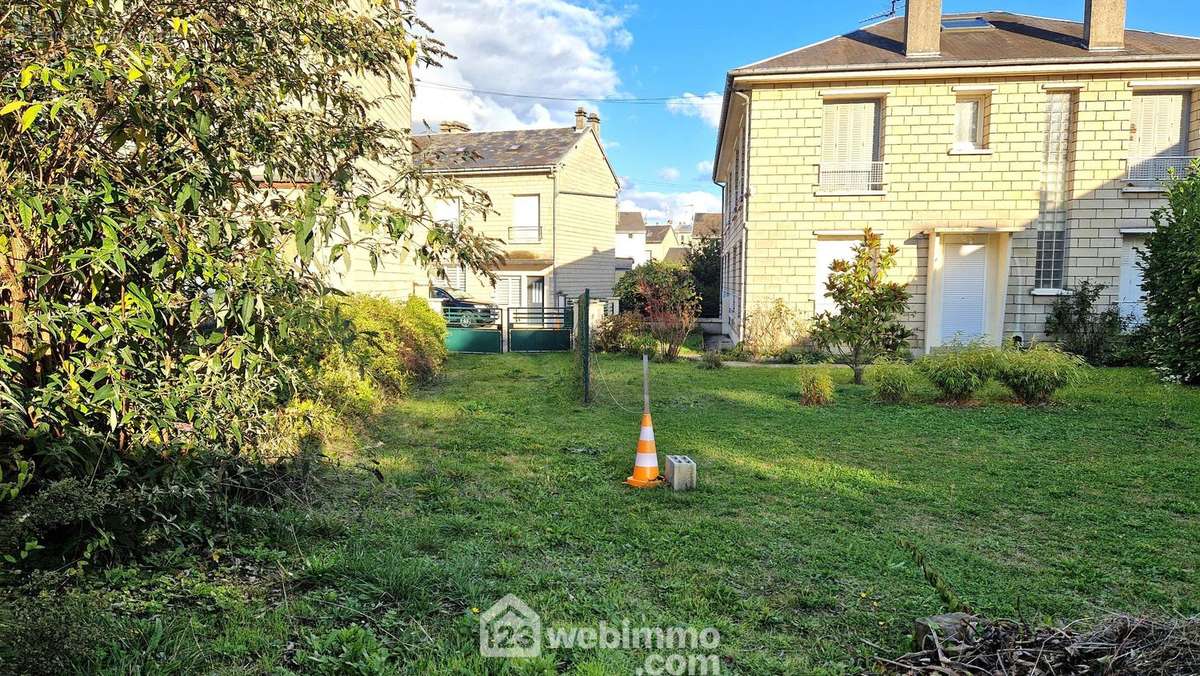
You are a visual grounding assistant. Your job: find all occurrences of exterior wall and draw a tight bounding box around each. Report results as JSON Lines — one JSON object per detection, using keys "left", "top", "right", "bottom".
{"left": 730, "top": 70, "right": 1198, "bottom": 350}
{"left": 648, "top": 227, "right": 683, "bottom": 261}
{"left": 553, "top": 130, "right": 619, "bottom": 299}
{"left": 721, "top": 117, "right": 750, "bottom": 339}
{"left": 616, "top": 232, "right": 650, "bottom": 265}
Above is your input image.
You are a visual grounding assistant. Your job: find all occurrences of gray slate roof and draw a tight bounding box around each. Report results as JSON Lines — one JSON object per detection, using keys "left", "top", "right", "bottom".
{"left": 618, "top": 212, "right": 646, "bottom": 234}
{"left": 692, "top": 213, "right": 721, "bottom": 239}
{"left": 415, "top": 127, "right": 586, "bottom": 172}
{"left": 645, "top": 225, "right": 672, "bottom": 245}
{"left": 734, "top": 12, "right": 1200, "bottom": 76}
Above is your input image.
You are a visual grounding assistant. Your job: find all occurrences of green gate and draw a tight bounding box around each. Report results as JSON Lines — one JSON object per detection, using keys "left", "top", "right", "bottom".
{"left": 444, "top": 307, "right": 503, "bottom": 353}
{"left": 508, "top": 307, "right": 574, "bottom": 353}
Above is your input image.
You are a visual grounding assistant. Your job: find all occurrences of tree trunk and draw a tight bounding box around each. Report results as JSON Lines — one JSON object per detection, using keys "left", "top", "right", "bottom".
{"left": 852, "top": 345, "right": 864, "bottom": 385}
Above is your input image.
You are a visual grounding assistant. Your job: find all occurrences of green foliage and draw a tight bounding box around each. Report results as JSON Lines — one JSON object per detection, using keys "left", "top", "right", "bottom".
{"left": 296, "top": 626, "right": 392, "bottom": 675}
{"left": 1045, "top": 281, "right": 1126, "bottom": 365}
{"left": 811, "top": 229, "right": 913, "bottom": 385}
{"left": 796, "top": 370, "right": 834, "bottom": 406}
{"left": 615, "top": 261, "right": 699, "bottom": 362}
{"left": 686, "top": 238, "right": 721, "bottom": 318}
{"left": 332, "top": 295, "right": 448, "bottom": 396}
{"left": 1142, "top": 164, "right": 1200, "bottom": 384}
{"left": 870, "top": 360, "right": 918, "bottom": 403}
{"left": 996, "top": 345, "right": 1088, "bottom": 405}
{"left": 593, "top": 312, "right": 646, "bottom": 354}
{"left": 916, "top": 344, "right": 1001, "bottom": 402}
{"left": 699, "top": 350, "right": 725, "bottom": 370}
{"left": 1, "top": 1, "right": 493, "bottom": 568}
{"left": 780, "top": 347, "right": 834, "bottom": 365}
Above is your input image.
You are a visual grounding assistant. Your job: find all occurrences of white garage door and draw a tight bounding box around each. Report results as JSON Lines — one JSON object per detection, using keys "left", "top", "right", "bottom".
{"left": 1119, "top": 236, "right": 1148, "bottom": 325}
{"left": 941, "top": 240, "right": 988, "bottom": 343}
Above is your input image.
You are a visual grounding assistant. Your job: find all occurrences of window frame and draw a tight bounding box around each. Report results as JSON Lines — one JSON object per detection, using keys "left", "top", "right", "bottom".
{"left": 509, "top": 194, "right": 542, "bottom": 244}
{"left": 953, "top": 94, "right": 988, "bottom": 151}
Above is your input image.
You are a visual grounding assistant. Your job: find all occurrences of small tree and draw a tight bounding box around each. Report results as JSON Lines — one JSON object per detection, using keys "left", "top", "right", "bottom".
{"left": 1141, "top": 163, "right": 1200, "bottom": 384}
{"left": 630, "top": 262, "right": 699, "bottom": 362}
{"left": 686, "top": 238, "right": 721, "bottom": 318}
{"left": 811, "top": 229, "right": 912, "bottom": 385}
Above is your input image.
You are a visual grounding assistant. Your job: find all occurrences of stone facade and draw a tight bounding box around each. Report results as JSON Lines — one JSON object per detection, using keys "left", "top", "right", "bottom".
{"left": 719, "top": 71, "right": 1200, "bottom": 350}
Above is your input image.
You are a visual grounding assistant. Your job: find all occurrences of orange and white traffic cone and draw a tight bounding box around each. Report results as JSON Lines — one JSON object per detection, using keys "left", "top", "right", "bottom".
{"left": 626, "top": 411, "right": 662, "bottom": 488}
{"left": 626, "top": 354, "right": 663, "bottom": 488}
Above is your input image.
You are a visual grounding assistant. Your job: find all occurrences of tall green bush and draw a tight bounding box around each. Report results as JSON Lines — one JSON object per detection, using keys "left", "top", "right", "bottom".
{"left": 1044, "top": 281, "right": 1125, "bottom": 365}
{"left": 687, "top": 238, "right": 721, "bottom": 318}
{"left": 915, "top": 344, "right": 1000, "bottom": 402}
{"left": 996, "top": 345, "right": 1087, "bottom": 405}
{"left": 870, "top": 360, "right": 918, "bottom": 403}
{"left": 1141, "top": 164, "right": 1200, "bottom": 384}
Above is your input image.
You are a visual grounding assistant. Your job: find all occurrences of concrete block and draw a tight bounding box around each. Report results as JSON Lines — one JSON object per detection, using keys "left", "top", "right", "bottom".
{"left": 665, "top": 455, "right": 697, "bottom": 492}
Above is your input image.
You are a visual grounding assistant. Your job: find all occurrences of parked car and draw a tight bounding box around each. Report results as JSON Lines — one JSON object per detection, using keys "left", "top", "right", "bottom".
{"left": 431, "top": 287, "right": 497, "bottom": 327}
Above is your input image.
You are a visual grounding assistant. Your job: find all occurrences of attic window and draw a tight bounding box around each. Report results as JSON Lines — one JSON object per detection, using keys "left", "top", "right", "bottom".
{"left": 942, "top": 17, "right": 993, "bottom": 31}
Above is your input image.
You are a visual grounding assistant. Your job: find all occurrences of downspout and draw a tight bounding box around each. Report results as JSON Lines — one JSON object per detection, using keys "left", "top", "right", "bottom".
{"left": 551, "top": 168, "right": 559, "bottom": 304}
{"left": 735, "top": 90, "right": 751, "bottom": 341}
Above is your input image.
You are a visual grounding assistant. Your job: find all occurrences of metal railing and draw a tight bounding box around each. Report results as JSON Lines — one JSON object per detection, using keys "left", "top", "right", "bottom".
{"left": 818, "top": 161, "right": 886, "bottom": 192}
{"left": 507, "top": 306, "right": 572, "bottom": 329}
{"left": 508, "top": 226, "right": 542, "bottom": 243}
{"left": 1127, "top": 156, "right": 1200, "bottom": 183}
{"left": 443, "top": 306, "right": 500, "bottom": 329}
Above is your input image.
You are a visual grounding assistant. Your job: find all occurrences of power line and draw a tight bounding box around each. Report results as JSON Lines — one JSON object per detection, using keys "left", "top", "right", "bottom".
{"left": 415, "top": 78, "right": 724, "bottom": 106}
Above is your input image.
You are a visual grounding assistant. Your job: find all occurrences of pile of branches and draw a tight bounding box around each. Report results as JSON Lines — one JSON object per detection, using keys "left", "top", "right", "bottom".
{"left": 880, "top": 614, "right": 1200, "bottom": 675}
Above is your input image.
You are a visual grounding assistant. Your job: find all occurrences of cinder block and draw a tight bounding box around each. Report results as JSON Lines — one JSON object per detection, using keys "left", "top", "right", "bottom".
{"left": 665, "top": 456, "right": 697, "bottom": 492}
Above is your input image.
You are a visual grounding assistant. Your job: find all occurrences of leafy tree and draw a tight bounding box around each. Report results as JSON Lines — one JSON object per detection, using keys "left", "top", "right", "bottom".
{"left": 811, "top": 229, "right": 912, "bottom": 385}
{"left": 0, "top": 2, "right": 501, "bottom": 498}
{"left": 686, "top": 238, "right": 720, "bottom": 318}
{"left": 614, "top": 260, "right": 692, "bottom": 315}
{"left": 1141, "top": 164, "right": 1200, "bottom": 384}
{"left": 615, "top": 260, "right": 699, "bottom": 361}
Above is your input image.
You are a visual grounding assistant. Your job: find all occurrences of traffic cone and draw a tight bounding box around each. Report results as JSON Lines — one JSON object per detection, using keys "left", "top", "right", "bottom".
{"left": 625, "top": 411, "right": 663, "bottom": 488}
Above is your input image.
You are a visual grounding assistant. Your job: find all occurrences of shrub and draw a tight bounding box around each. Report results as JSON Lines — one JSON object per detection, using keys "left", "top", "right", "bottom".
{"left": 624, "top": 334, "right": 661, "bottom": 360}
{"left": 699, "top": 350, "right": 725, "bottom": 370}
{"left": 613, "top": 261, "right": 695, "bottom": 316}
{"left": 916, "top": 344, "right": 1000, "bottom": 402}
{"left": 797, "top": 370, "right": 835, "bottom": 406}
{"left": 687, "top": 238, "right": 721, "bottom": 318}
{"left": 811, "top": 229, "right": 913, "bottom": 384}
{"left": 744, "top": 299, "right": 808, "bottom": 359}
{"left": 593, "top": 312, "right": 646, "bottom": 353}
{"left": 1109, "top": 323, "right": 1153, "bottom": 368}
{"left": 780, "top": 347, "right": 833, "bottom": 365}
{"left": 636, "top": 263, "right": 700, "bottom": 362}
{"left": 1045, "top": 281, "right": 1125, "bottom": 365}
{"left": 332, "top": 295, "right": 448, "bottom": 396}
{"left": 996, "top": 345, "right": 1087, "bottom": 405}
{"left": 871, "top": 360, "right": 919, "bottom": 403}
{"left": 1141, "top": 164, "right": 1200, "bottom": 383}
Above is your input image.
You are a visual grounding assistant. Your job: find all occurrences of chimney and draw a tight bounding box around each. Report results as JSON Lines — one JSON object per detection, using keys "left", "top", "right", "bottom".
{"left": 1084, "top": 0, "right": 1127, "bottom": 51}
{"left": 904, "top": 0, "right": 943, "bottom": 58}
{"left": 439, "top": 120, "right": 470, "bottom": 134}
{"left": 575, "top": 107, "right": 587, "bottom": 132}
{"left": 587, "top": 112, "right": 601, "bottom": 138}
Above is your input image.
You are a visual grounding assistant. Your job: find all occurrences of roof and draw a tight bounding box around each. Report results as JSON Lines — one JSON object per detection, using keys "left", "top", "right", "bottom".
{"left": 618, "top": 212, "right": 646, "bottom": 234}
{"left": 692, "top": 213, "right": 721, "bottom": 239}
{"left": 645, "top": 225, "right": 673, "bottom": 244}
{"left": 663, "top": 247, "right": 690, "bottom": 264}
{"left": 733, "top": 12, "right": 1200, "bottom": 76}
{"left": 415, "top": 127, "right": 587, "bottom": 172}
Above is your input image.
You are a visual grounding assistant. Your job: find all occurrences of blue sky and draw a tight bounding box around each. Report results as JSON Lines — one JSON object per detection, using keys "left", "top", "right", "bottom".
{"left": 414, "top": 0, "right": 1200, "bottom": 224}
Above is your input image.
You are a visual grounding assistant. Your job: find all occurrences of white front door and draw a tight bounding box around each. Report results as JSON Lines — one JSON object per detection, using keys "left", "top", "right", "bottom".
{"left": 941, "top": 239, "right": 989, "bottom": 344}
{"left": 1119, "top": 236, "right": 1148, "bottom": 325}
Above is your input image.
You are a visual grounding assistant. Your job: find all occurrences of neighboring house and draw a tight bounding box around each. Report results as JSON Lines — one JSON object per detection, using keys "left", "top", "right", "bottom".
{"left": 415, "top": 108, "right": 620, "bottom": 309}
{"left": 691, "top": 213, "right": 722, "bottom": 243}
{"left": 616, "top": 211, "right": 651, "bottom": 269}
{"left": 646, "top": 224, "right": 687, "bottom": 262}
{"left": 713, "top": 0, "right": 1200, "bottom": 350}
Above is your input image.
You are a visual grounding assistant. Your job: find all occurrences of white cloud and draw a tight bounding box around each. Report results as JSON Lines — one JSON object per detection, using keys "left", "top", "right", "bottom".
{"left": 695, "top": 160, "right": 714, "bottom": 176}
{"left": 618, "top": 177, "right": 721, "bottom": 225}
{"left": 666, "top": 91, "right": 723, "bottom": 129}
{"left": 657, "top": 167, "right": 681, "bottom": 182}
{"left": 413, "top": 0, "right": 629, "bottom": 132}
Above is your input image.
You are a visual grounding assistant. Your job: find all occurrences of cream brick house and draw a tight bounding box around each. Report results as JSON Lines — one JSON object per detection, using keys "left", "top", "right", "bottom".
{"left": 712, "top": 0, "right": 1200, "bottom": 351}
{"left": 415, "top": 109, "right": 619, "bottom": 309}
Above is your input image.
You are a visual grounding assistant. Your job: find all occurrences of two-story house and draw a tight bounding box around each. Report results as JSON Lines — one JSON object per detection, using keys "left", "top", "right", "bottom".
{"left": 616, "top": 211, "right": 652, "bottom": 275}
{"left": 713, "top": 0, "right": 1200, "bottom": 351}
{"left": 415, "top": 109, "right": 619, "bottom": 309}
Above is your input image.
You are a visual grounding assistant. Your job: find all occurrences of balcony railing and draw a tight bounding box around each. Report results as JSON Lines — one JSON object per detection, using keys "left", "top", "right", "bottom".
{"left": 1127, "top": 156, "right": 1200, "bottom": 184}
{"left": 817, "top": 161, "right": 886, "bottom": 192}
{"left": 509, "top": 226, "right": 542, "bottom": 244}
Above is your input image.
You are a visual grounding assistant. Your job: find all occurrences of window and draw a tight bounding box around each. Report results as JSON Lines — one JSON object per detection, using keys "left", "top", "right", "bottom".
{"left": 820, "top": 99, "right": 883, "bottom": 191}
{"left": 434, "top": 265, "right": 467, "bottom": 292}
{"left": 1035, "top": 92, "right": 1075, "bottom": 290}
{"left": 1129, "top": 92, "right": 1193, "bottom": 183}
{"left": 814, "top": 238, "right": 859, "bottom": 316}
{"left": 954, "top": 95, "right": 988, "bottom": 151}
{"left": 493, "top": 276, "right": 523, "bottom": 306}
{"left": 511, "top": 195, "right": 541, "bottom": 243}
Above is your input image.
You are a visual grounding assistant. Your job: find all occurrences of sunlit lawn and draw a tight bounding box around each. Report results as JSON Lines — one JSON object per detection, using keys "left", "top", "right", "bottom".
{"left": 16, "top": 353, "right": 1200, "bottom": 674}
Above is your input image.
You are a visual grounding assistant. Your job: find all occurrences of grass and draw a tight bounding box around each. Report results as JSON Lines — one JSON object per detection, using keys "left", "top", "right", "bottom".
{"left": 5, "top": 354, "right": 1200, "bottom": 674}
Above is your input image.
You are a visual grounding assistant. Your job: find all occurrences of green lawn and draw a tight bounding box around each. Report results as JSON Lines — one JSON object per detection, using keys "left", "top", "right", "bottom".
{"left": 9, "top": 354, "right": 1200, "bottom": 674}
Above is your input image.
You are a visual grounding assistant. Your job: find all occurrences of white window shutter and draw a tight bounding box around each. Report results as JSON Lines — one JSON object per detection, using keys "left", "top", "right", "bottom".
{"left": 1133, "top": 93, "right": 1189, "bottom": 158}
{"left": 511, "top": 196, "right": 541, "bottom": 242}
{"left": 494, "top": 276, "right": 522, "bottom": 306}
